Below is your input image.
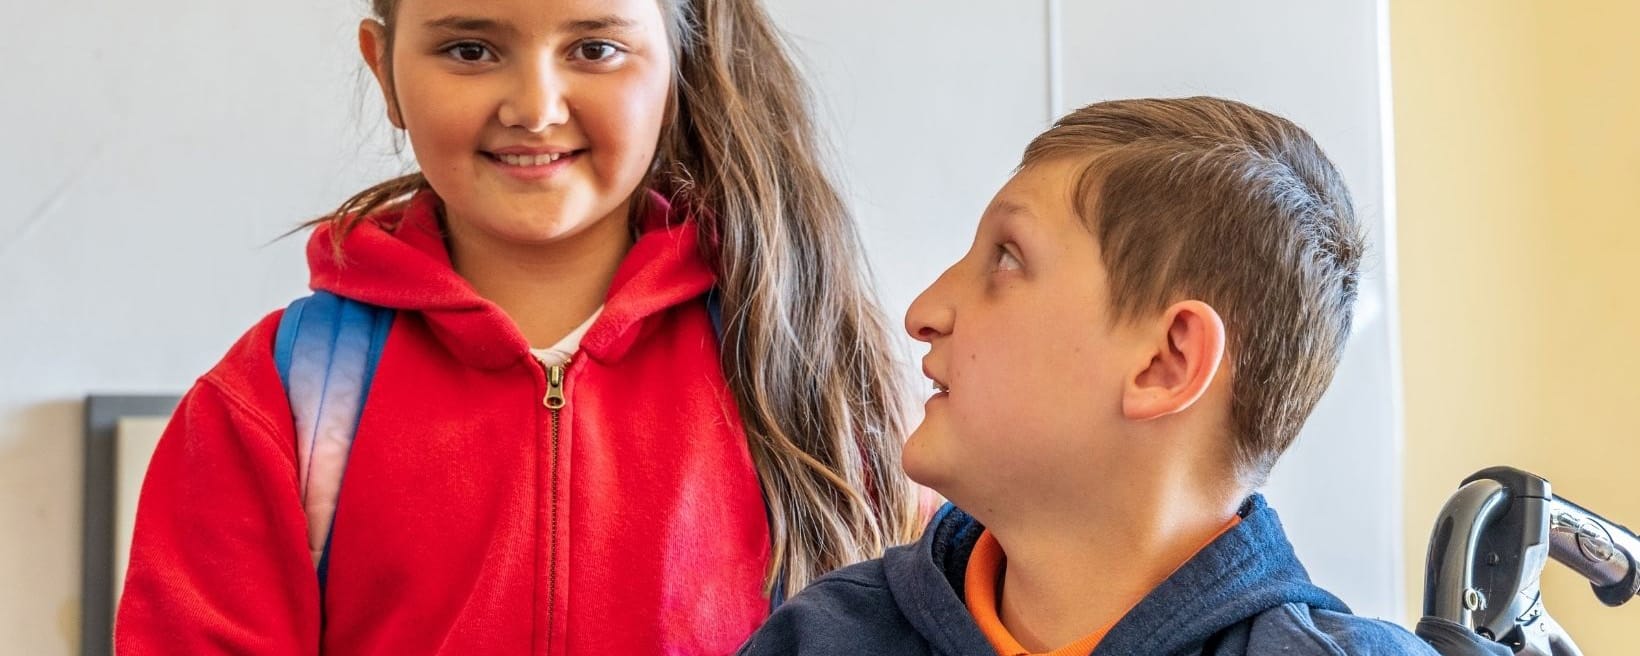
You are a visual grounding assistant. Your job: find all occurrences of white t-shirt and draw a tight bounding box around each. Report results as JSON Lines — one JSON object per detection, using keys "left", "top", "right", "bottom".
{"left": 530, "top": 306, "right": 603, "bottom": 367}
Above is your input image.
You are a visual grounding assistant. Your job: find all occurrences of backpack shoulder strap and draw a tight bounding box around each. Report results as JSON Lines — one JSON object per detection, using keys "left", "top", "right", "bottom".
{"left": 273, "top": 290, "right": 394, "bottom": 590}
{"left": 705, "top": 287, "right": 725, "bottom": 339}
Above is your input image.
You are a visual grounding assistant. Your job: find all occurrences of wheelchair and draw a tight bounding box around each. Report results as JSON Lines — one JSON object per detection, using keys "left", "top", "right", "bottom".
{"left": 1417, "top": 467, "right": 1638, "bottom": 655}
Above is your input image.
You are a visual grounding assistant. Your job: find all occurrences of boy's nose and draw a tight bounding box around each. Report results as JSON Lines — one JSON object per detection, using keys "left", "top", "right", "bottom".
{"left": 499, "top": 64, "right": 570, "bottom": 132}
{"left": 904, "top": 269, "right": 955, "bottom": 343}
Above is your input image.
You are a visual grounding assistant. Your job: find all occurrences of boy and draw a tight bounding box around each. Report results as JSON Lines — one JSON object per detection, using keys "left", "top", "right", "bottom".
{"left": 737, "top": 97, "right": 1435, "bottom": 655}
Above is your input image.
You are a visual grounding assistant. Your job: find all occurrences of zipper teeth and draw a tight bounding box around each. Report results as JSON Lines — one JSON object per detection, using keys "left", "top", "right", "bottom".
{"left": 536, "top": 358, "right": 567, "bottom": 654}
{"left": 547, "top": 406, "right": 560, "bottom": 654}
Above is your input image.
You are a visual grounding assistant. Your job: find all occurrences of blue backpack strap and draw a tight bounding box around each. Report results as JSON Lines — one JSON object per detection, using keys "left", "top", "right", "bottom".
{"left": 705, "top": 289, "right": 790, "bottom": 612}
{"left": 705, "top": 287, "right": 725, "bottom": 339}
{"left": 273, "top": 291, "right": 394, "bottom": 598}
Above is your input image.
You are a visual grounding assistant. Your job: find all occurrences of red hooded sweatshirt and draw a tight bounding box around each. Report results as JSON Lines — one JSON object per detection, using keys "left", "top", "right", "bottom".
{"left": 116, "top": 190, "right": 773, "bottom": 654}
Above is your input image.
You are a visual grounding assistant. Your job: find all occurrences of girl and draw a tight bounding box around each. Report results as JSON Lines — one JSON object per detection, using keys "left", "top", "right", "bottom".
{"left": 114, "top": 0, "right": 918, "bottom": 653}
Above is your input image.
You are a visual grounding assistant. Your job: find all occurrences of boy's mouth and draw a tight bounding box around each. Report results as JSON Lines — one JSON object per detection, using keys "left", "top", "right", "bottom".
{"left": 922, "top": 363, "right": 949, "bottom": 394}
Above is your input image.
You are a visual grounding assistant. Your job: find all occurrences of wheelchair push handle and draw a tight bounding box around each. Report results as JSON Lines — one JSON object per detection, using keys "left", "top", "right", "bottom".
{"left": 1546, "top": 495, "right": 1640, "bottom": 605}
{"left": 1419, "top": 467, "right": 1634, "bottom": 656}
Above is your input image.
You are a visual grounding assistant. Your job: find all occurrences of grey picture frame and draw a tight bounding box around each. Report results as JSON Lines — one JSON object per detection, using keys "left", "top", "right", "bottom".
{"left": 82, "top": 394, "right": 180, "bottom": 656}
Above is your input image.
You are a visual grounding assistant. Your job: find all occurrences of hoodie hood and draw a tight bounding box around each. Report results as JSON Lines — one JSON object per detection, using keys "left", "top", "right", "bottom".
{"left": 307, "top": 189, "right": 716, "bottom": 370}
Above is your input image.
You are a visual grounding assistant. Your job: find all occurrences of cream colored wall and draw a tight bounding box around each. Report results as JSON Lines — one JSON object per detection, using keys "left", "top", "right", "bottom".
{"left": 1394, "top": 1, "right": 1640, "bottom": 652}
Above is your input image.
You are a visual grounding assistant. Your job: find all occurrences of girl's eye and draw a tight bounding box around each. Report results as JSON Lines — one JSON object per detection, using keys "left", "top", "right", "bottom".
{"left": 443, "top": 42, "right": 497, "bottom": 63}
{"left": 572, "top": 41, "right": 624, "bottom": 64}
{"left": 996, "top": 246, "right": 1023, "bottom": 272}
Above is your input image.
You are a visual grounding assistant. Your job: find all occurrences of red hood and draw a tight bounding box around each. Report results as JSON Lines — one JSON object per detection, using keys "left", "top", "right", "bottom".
{"left": 308, "top": 190, "right": 716, "bottom": 370}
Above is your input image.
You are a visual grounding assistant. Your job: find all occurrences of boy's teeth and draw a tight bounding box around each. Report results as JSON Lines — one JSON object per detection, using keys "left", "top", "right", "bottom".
{"left": 498, "top": 152, "right": 565, "bottom": 166}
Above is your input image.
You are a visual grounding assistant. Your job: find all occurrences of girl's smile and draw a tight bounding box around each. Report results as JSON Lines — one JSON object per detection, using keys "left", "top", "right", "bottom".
{"left": 481, "top": 146, "right": 586, "bottom": 182}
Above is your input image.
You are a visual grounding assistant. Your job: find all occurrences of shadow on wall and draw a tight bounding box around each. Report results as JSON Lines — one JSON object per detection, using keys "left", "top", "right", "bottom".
{"left": 0, "top": 399, "right": 87, "bottom": 655}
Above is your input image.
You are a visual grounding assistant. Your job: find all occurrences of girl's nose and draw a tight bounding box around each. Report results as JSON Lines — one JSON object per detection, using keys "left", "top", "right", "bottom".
{"left": 498, "top": 62, "right": 569, "bottom": 132}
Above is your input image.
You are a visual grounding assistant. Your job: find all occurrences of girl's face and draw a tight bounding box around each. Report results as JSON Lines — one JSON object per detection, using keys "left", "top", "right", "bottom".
{"left": 363, "top": 0, "right": 673, "bottom": 246}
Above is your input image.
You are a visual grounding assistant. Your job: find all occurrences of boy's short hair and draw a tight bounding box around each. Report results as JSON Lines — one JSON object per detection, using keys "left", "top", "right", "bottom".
{"left": 1022, "top": 97, "right": 1362, "bottom": 486}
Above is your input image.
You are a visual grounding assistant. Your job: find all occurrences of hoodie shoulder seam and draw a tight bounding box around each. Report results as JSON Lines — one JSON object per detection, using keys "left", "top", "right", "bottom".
{"left": 197, "top": 373, "right": 287, "bottom": 445}
{"left": 1275, "top": 603, "right": 1348, "bottom": 656}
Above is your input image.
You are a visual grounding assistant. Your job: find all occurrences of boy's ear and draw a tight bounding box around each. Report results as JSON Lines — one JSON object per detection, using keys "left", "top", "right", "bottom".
{"left": 358, "top": 19, "right": 404, "bottom": 129}
{"left": 1122, "top": 300, "right": 1227, "bottom": 421}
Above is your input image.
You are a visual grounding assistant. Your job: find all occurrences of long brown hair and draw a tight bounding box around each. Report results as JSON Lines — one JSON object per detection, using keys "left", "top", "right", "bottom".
{"left": 319, "top": 0, "right": 919, "bottom": 594}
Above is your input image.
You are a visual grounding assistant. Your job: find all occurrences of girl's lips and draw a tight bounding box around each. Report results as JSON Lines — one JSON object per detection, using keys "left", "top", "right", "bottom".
{"left": 483, "top": 149, "right": 584, "bottom": 181}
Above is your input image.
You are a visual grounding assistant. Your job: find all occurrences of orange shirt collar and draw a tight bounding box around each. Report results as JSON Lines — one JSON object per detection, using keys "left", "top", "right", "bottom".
{"left": 964, "top": 515, "right": 1243, "bottom": 656}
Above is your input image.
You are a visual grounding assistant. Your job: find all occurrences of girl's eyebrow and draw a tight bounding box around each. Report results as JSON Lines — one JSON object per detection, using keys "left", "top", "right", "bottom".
{"left": 562, "top": 15, "right": 639, "bottom": 33}
{"left": 424, "top": 16, "right": 518, "bottom": 36}
{"left": 422, "top": 15, "right": 638, "bottom": 36}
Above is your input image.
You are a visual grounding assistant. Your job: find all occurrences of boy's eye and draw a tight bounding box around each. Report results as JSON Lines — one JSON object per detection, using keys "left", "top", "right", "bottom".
{"left": 995, "top": 246, "right": 1023, "bottom": 272}
{"left": 443, "top": 42, "right": 497, "bottom": 63}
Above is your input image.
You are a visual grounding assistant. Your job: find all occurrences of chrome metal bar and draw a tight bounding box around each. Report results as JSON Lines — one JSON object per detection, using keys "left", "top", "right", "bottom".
{"left": 1547, "top": 496, "right": 1638, "bottom": 595}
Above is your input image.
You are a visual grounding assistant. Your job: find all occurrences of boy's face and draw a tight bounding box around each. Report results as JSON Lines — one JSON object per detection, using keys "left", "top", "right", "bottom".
{"left": 904, "top": 160, "right": 1143, "bottom": 508}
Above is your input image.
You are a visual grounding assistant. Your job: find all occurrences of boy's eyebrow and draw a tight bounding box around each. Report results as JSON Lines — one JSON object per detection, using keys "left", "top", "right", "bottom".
{"left": 990, "top": 200, "right": 1037, "bottom": 227}
{"left": 994, "top": 200, "right": 1032, "bottom": 217}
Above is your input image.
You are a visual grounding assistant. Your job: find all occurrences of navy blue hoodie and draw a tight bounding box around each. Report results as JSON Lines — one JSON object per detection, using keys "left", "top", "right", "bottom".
{"left": 738, "top": 495, "right": 1436, "bottom": 655}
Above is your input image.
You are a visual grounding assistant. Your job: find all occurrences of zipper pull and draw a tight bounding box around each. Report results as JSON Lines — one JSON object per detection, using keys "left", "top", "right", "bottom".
{"left": 545, "top": 364, "right": 567, "bottom": 410}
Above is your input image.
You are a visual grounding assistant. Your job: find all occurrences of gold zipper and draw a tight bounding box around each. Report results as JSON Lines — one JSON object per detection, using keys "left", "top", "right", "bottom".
{"left": 545, "top": 364, "right": 566, "bottom": 409}
{"left": 538, "top": 360, "right": 567, "bottom": 653}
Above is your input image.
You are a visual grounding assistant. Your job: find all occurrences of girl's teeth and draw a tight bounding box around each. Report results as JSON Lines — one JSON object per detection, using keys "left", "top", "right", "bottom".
{"left": 498, "top": 152, "right": 565, "bottom": 166}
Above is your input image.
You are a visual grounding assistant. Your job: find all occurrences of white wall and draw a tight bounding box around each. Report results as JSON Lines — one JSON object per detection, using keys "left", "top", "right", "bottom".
{"left": 1050, "top": 0, "right": 1405, "bottom": 620}
{"left": 778, "top": 0, "right": 1406, "bottom": 621}
{"left": 1, "top": 2, "right": 399, "bottom": 653}
{"left": 0, "top": 1, "right": 1399, "bottom": 653}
